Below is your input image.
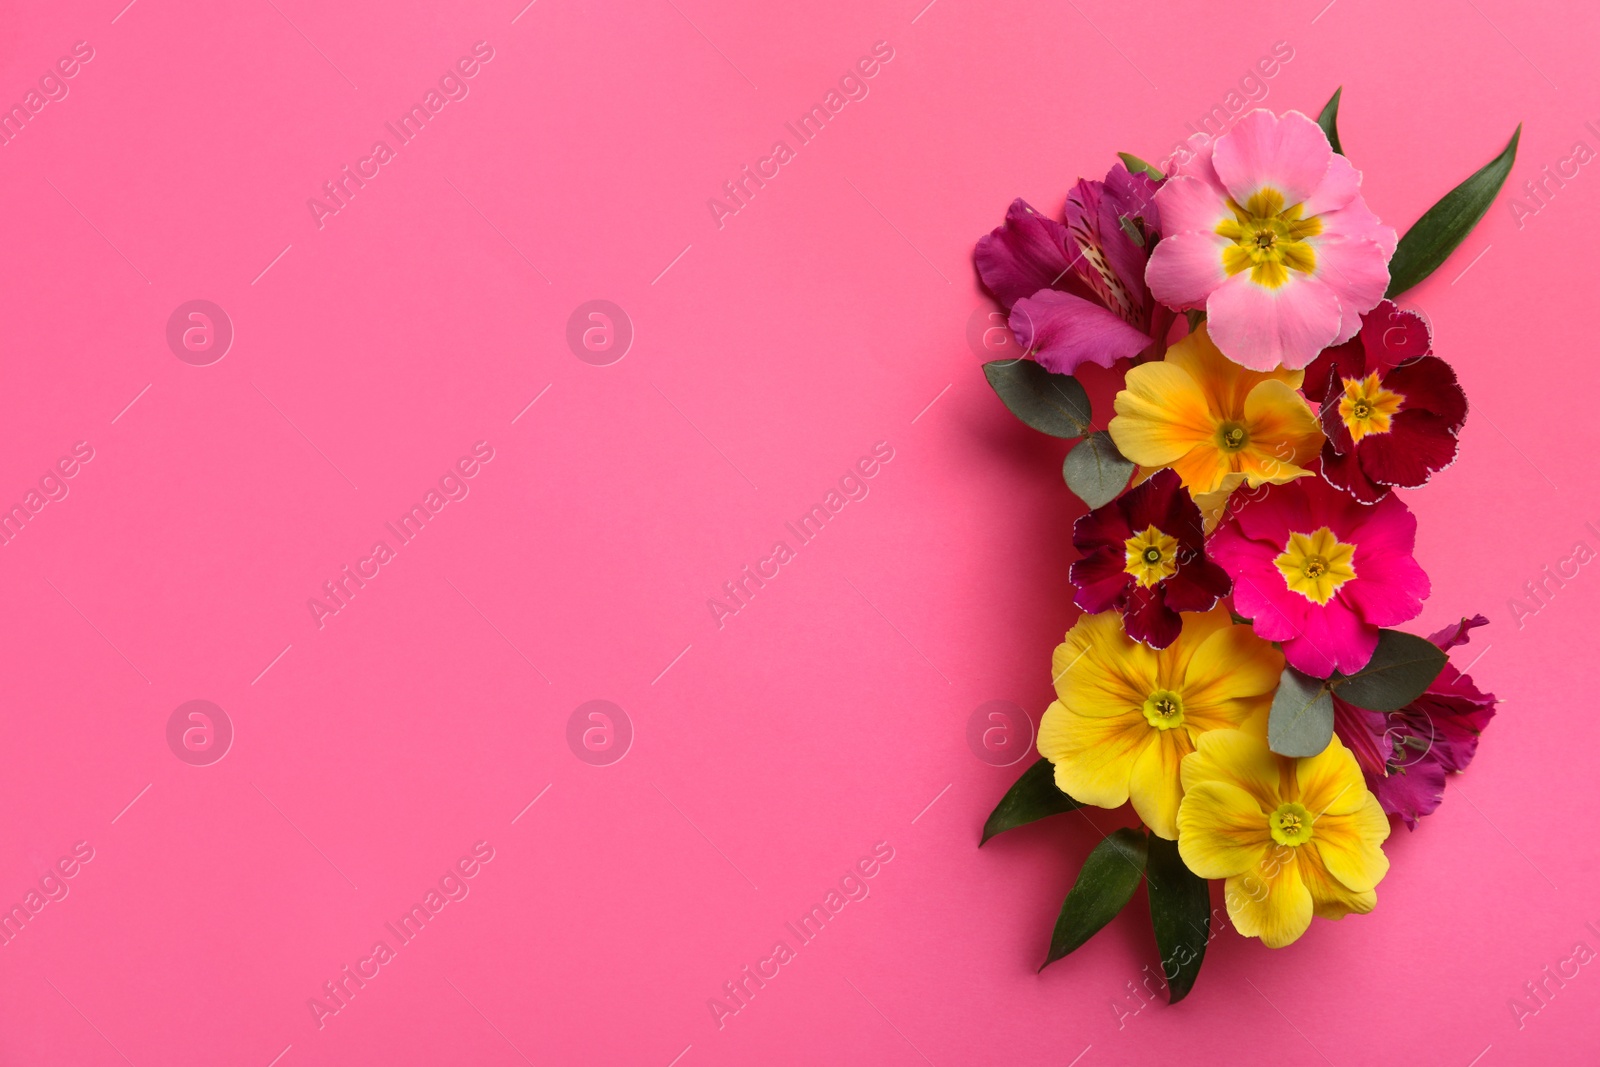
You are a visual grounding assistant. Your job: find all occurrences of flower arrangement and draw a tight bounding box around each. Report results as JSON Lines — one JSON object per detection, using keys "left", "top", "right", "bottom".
{"left": 976, "top": 92, "right": 1510, "bottom": 998}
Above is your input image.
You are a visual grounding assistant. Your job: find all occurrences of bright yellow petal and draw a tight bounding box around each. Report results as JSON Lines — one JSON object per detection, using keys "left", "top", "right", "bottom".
{"left": 1165, "top": 323, "right": 1304, "bottom": 418}
{"left": 1293, "top": 734, "right": 1369, "bottom": 817}
{"left": 1129, "top": 729, "right": 1192, "bottom": 840}
{"left": 1110, "top": 362, "right": 1215, "bottom": 468}
{"left": 1037, "top": 698, "right": 1152, "bottom": 811}
{"left": 1152, "top": 605, "right": 1235, "bottom": 692}
{"left": 1176, "top": 779, "right": 1272, "bottom": 876}
{"left": 1179, "top": 620, "right": 1284, "bottom": 730}
{"left": 1308, "top": 792, "right": 1391, "bottom": 893}
{"left": 1299, "top": 840, "right": 1379, "bottom": 920}
{"left": 1238, "top": 380, "right": 1324, "bottom": 486}
{"left": 1181, "top": 728, "right": 1286, "bottom": 815}
{"left": 1225, "top": 858, "right": 1313, "bottom": 948}
{"left": 1053, "top": 612, "right": 1156, "bottom": 714}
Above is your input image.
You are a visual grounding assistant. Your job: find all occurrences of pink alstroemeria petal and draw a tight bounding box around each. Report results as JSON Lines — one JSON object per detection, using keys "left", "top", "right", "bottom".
{"left": 1009, "top": 290, "right": 1153, "bottom": 374}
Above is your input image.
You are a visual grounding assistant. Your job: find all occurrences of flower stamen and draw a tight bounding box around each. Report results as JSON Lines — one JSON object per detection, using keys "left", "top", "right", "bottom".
{"left": 1273, "top": 526, "right": 1358, "bottom": 605}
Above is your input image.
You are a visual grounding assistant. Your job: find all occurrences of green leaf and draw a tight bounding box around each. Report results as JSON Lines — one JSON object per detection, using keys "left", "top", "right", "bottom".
{"left": 1043, "top": 827, "right": 1148, "bottom": 969}
{"left": 1117, "top": 215, "right": 1147, "bottom": 247}
{"left": 1267, "top": 666, "right": 1334, "bottom": 757}
{"left": 983, "top": 360, "right": 1093, "bottom": 438}
{"left": 1117, "top": 151, "right": 1164, "bottom": 180}
{"left": 1316, "top": 87, "right": 1344, "bottom": 156}
{"left": 1331, "top": 629, "right": 1448, "bottom": 711}
{"left": 1386, "top": 124, "right": 1521, "bottom": 297}
{"left": 1145, "top": 834, "right": 1209, "bottom": 1004}
{"left": 1063, "top": 431, "right": 1135, "bottom": 509}
{"left": 981, "top": 758, "right": 1084, "bottom": 845}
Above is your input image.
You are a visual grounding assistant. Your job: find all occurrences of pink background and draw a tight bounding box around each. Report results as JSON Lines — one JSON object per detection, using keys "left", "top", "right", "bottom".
{"left": 0, "top": 0, "right": 1594, "bottom": 1063}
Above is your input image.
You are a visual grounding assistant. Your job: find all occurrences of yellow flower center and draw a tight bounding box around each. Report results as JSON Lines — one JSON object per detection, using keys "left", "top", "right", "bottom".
{"left": 1338, "top": 372, "right": 1405, "bottom": 444}
{"left": 1269, "top": 801, "right": 1315, "bottom": 847}
{"left": 1141, "top": 689, "right": 1185, "bottom": 731}
{"left": 1216, "top": 188, "right": 1323, "bottom": 289}
{"left": 1123, "top": 525, "right": 1179, "bottom": 588}
{"left": 1215, "top": 421, "right": 1249, "bottom": 452}
{"left": 1273, "top": 526, "right": 1358, "bottom": 605}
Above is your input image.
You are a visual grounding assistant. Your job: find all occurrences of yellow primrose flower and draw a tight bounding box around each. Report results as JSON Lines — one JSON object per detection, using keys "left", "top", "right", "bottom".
{"left": 1177, "top": 729, "right": 1391, "bottom": 949}
{"left": 1108, "top": 323, "right": 1324, "bottom": 498}
{"left": 1036, "top": 606, "right": 1283, "bottom": 840}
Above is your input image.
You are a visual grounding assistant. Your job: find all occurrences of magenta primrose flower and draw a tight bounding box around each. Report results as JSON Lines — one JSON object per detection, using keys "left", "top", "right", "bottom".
{"left": 1146, "top": 109, "right": 1397, "bottom": 371}
{"left": 1069, "top": 468, "right": 1232, "bottom": 649}
{"left": 1333, "top": 615, "right": 1498, "bottom": 828}
{"left": 976, "top": 162, "right": 1174, "bottom": 375}
{"left": 1209, "top": 475, "right": 1429, "bottom": 677}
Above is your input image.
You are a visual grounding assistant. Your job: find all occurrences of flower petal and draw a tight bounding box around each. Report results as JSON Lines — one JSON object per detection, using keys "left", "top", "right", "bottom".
{"left": 1211, "top": 109, "right": 1333, "bottom": 209}
{"left": 1293, "top": 733, "right": 1369, "bottom": 817}
{"left": 1037, "top": 699, "right": 1150, "bottom": 810}
{"left": 1308, "top": 235, "right": 1391, "bottom": 345}
{"left": 1181, "top": 727, "right": 1283, "bottom": 815}
{"left": 974, "top": 199, "right": 1074, "bottom": 308}
{"left": 1307, "top": 792, "right": 1391, "bottom": 893}
{"left": 1298, "top": 843, "right": 1379, "bottom": 920}
{"left": 1145, "top": 231, "right": 1231, "bottom": 310}
{"left": 1206, "top": 270, "right": 1344, "bottom": 371}
{"left": 1053, "top": 611, "right": 1156, "bottom": 710}
{"left": 1176, "top": 780, "right": 1273, "bottom": 877}
{"left": 1180, "top": 623, "right": 1284, "bottom": 729}
{"left": 1224, "top": 859, "right": 1313, "bottom": 948}
{"left": 1010, "top": 290, "right": 1153, "bottom": 375}
{"left": 1130, "top": 729, "right": 1190, "bottom": 839}
{"left": 1153, "top": 174, "right": 1232, "bottom": 237}
{"left": 1110, "top": 362, "right": 1216, "bottom": 468}
{"left": 1238, "top": 379, "right": 1324, "bottom": 484}
{"left": 1383, "top": 355, "right": 1467, "bottom": 429}
{"left": 1299, "top": 151, "right": 1362, "bottom": 217}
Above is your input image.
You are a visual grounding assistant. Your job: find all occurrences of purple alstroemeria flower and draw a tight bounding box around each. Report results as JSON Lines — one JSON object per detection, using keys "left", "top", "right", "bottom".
{"left": 975, "top": 162, "right": 1173, "bottom": 375}
{"left": 1332, "top": 614, "right": 1499, "bottom": 829}
{"left": 1069, "top": 468, "right": 1232, "bottom": 649}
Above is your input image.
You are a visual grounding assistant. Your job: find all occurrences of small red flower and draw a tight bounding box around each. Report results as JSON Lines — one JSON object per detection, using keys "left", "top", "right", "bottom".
{"left": 1069, "top": 468, "right": 1231, "bottom": 649}
{"left": 1303, "top": 300, "right": 1468, "bottom": 504}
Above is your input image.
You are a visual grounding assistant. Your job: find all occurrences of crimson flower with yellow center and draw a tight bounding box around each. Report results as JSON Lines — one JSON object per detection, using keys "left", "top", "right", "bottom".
{"left": 1036, "top": 607, "right": 1282, "bottom": 839}
{"left": 1108, "top": 322, "right": 1324, "bottom": 511}
{"left": 1070, "top": 467, "right": 1231, "bottom": 649}
{"left": 1303, "top": 300, "right": 1469, "bottom": 504}
{"left": 1177, "top": 728, "right": 1390, "bottom": 948}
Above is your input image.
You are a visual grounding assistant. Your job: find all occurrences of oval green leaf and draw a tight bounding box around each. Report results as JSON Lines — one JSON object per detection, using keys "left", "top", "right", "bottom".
{"left": 1316, "top": 87, "right": 1344, "bottom": 156}
{"left": 981, "top": 758, "right": 1084, "bottom": 845}
{"left": 983, "top": 359, "right": 1092, "bottom": 438}
{"left": 1042, "top": 827, "right": 1148, "bottom": 969}
{"left": 1117, "top": 151, "right": 1164, "bottom": 180}
{"left": 1145, "top": 834, "right": 1210, "bottom": 1004}
{"left": 1063, "top": 431, "right": 1135, "bottom": 509}
{"left": 1331, "top": 628, "right": 1448, "bottom": 711}
{"left": 1267, "top": 666, "right": 1334, "bottom": 757}
{"left": 1386, "top": 124, "right": 1521, "bottom": 297}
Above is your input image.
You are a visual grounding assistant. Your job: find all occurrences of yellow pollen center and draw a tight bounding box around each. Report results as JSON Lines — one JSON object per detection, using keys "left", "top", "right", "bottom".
{"left": 1216, "top": 188, "right": 1323, "bottom": 289}
{"left": 1338, "top": 373, "right": 1405, "bottom": 444}
{"left": 1274, "top": 526, "right": 1358, "bottom": 605}
{"left": 1123, "top": 525, "right": 1180, "bottom": 588}
{"left": 1141, "top": 689, "right": 1185, "bottom": 731}
{"left": 1270, "top": 802, "right": 1314, "bottom": 846}
{"left": 1217, "top": 422, "right": 1248, "bottom": 452}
